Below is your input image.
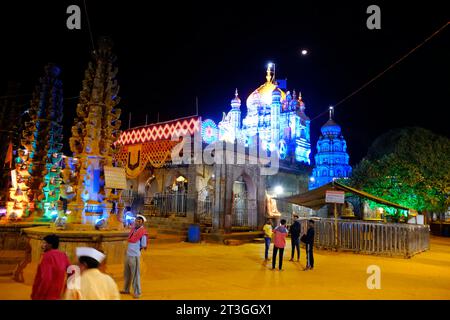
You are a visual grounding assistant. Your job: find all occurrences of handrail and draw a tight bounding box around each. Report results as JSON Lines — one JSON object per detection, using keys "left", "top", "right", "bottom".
{"left": 298, "top": 217, "right": 429, "bottom": 258}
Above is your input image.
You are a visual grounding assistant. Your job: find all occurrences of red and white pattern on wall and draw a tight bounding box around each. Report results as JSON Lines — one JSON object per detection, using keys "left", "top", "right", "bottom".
{"left": 115, "top": 116, "right": 201, "bottom": 146}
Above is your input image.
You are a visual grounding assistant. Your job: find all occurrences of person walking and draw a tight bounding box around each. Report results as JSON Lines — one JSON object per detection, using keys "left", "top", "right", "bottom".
{"left": 272, "top": 219, "right": 288, "bottom": 271}
{"left": 31, "top": 234, "right": 71, "bottom": 300}
{"left": 262, "top": 219, "right": 273, "bottom": 261}
{"left": 65, "top": 247, "right": 121, "bottom": 300}
{"left": 122, "top": 214, "right": 148, "bottom": 299}
{"left": 289, "top": 214, "right": 301, "bottom": 262}
{"left": 302, "top": 219, "right": 315, "bottom": 270}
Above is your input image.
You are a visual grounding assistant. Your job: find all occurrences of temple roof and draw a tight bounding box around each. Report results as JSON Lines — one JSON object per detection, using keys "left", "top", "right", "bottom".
{"left": 321, "top": 118, "right": 341, "bottom": 137}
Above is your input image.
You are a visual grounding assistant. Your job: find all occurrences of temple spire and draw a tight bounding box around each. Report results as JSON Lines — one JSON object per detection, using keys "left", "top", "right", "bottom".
{"left": 266, "top": 63, "right": 274, "bottom": 83}
{"left": 329, "top": 106, "right": 334, "bottom": 120}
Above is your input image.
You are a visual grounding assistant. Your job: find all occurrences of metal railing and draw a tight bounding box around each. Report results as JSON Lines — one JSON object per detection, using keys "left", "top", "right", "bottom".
{"left": 143, "top": 192, "right": 187, "bottom": 217}
{"left": 298, "top": 218, "right": 429, "bottom": 258}
{"left": 197, "top": 200, "right": 213, "bottom": 225}
{"left": 121, "top": 190, "right": 138, "bottom": 206}
{"left": 231, "top": 192, "right": 248, "bottom": 227}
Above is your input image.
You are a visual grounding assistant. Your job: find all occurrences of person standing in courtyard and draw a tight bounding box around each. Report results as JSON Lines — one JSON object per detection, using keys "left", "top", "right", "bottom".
{"left": 272, "top": 219, "right": 288, "bottom": 270}
{"left": 65, "top": 247, "right": 120, "bottom": 300}
{"left": 122, "top": 214, "right": 148, "bottom": 299}
{"left": 31, "top": 234, "right": 70, "bottom": 300}
{"left": 289, "top": 214, "right": 301, "bottom": 262}
{"left": 302, "top": 219, "right": 315, "bottom": 270}
{"left": 262, "top": 219, "right": 273, "bottom": 261}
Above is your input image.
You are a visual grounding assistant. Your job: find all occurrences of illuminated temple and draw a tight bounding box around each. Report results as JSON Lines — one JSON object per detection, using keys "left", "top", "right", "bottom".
{"left": 0, "top": 63, "right": 327, "bottom": 235}
{"left": 113, "top": 64, "right": 314, "bottom": 234}
{"left": 309, "top": 107, "right": 352, "bottom": 190}
{"left": 218, "top": 64, "right": 311, "bottom": 164}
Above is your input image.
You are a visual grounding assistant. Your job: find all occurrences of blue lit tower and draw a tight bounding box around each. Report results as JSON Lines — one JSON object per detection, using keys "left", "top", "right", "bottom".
{"left": 309, "top": 106, "right": 352, "bottom": 189}
{"left": 270, "top": 86, "right": 281, "bottom": 151}
{"left": 293, "top": 91, "right": 311, "bottom": 164}
{"left": 230, "top": 89, "right": 241, "bottom": 138}
{"left": 218, "top": 89, "right": 242, "bottom": 142}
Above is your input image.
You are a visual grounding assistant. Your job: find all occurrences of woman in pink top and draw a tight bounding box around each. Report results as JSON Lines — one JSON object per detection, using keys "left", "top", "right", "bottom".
{"left": 272, "top": 219, "right": 288, "bottom": 270}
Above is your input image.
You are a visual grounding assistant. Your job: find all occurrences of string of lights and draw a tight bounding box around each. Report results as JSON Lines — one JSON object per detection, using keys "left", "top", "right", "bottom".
{"left": 309, "top": 21, "right": 450, "bottom": 122}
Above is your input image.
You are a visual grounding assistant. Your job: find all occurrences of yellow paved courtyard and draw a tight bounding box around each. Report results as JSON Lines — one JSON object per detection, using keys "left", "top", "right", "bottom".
{"left": 1, "top": 236, "right": 449, "bottom": 300}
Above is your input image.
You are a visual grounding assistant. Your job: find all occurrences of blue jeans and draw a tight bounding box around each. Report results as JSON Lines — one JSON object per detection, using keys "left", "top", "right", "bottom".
{"left": 264, "top": 237, "right": 271, "bottom": 259}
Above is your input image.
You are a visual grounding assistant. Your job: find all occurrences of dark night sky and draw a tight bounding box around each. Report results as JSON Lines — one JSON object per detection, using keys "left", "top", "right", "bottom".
{"left": 0, "top": 1, "right": 449, "bottom": 165}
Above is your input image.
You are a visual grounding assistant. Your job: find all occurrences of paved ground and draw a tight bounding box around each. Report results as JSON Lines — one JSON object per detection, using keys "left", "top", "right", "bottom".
{"left": 1, "top": 236, "right": 449, "bottom": 300}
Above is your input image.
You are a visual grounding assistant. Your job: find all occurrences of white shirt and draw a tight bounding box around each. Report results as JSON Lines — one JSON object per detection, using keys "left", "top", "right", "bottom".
{"left": 65, "top": 268, "right": 120, "bottom": 300}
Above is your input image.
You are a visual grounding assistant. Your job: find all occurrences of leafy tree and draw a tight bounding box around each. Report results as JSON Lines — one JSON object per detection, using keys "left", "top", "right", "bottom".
{"left": 348, "top": 127, "right": 450, "bottom": 213}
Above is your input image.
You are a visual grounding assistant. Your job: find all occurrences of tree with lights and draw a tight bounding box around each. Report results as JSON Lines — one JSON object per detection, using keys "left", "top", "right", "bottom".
{"left": 348, "top": 127, "right": 450, "bottom": 219}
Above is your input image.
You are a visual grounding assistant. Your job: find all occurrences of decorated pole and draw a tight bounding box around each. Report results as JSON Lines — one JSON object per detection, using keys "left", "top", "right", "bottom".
{"left": 7, "top": 65, "right": 64, "bottom": 221}
{"left": 68, "top": 37, "right": 122, "bottom": 229}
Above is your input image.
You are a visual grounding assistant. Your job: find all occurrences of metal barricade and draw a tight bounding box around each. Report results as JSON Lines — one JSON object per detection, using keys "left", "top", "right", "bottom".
{"left": 197, "top": 200, "right": 213, "bottom": 225}
{"left": 299, "top": 217, "right": 429, "bottom": 258}
{"left": 145, "top": 192, "right": 188, "bottom": 217}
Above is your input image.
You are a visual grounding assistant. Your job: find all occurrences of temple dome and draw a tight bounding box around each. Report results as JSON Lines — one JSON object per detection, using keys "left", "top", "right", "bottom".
{"left": 321, "top": 118, "right": 341, "bottom": 137}
{"left": 247, "top": 82, "right": 286, "bottom": 107}
{"left": 231, "top": 88, "right": 241, "bottom": 109}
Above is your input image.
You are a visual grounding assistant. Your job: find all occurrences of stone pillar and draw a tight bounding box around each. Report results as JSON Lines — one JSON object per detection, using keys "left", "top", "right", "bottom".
{"left": 212, "top": 164, "right": 225, "bottom": 231}
{"left": 223, "top": 164, "right": 234, "bottom": 233}
{"left": 257, "top": 168, "right": 267, "bottom": 229}
{"left": 186, "top": 164, "right": 198, "bottom": 223}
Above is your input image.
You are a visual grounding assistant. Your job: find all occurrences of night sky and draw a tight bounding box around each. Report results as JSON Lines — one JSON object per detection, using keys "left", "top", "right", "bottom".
{"left": 1, "top": 1, "right": 449, "bottom": 165}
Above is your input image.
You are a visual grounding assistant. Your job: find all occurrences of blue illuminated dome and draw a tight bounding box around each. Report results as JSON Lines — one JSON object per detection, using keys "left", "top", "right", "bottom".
{"left": 272, "top": 88, "right": 281, "bottom": 97}
{"left": 320, "top": 118, "right": 342, "bottom": 137}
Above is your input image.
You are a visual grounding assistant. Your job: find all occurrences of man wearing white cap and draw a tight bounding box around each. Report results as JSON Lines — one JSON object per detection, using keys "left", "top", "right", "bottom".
{"left": 65, "top": 247, "right": 120, "bottom": 300}
{"left": 121, "top": 214, "right": 148, "bottom": 299}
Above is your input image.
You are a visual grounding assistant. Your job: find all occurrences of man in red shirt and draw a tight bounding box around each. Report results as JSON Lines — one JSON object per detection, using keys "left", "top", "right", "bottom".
{"left": 31, "top": 234, "right": 71, "bottom": 300}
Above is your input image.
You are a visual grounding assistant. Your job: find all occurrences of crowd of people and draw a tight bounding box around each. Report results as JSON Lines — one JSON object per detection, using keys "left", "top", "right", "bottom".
{"left": 29, "top": 212, "right": 315, "bottom": 300}
{"left": 263, "top": 215, "right": 315, "bottom": 271}
{"left": 30, "top": 214, "right": 148, "bottom": 300}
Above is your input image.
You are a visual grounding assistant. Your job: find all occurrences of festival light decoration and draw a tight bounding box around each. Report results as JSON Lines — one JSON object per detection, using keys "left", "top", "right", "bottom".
{"left": 201, "top": 119, "right": 219, "bottom": 144}
{"left": 68, "top": 37, "right": 122, "bottom": 227}
{"left": 6, "top": 64, "right": 64, "bottom": 221}
{"left": 116, "top": 116, "right": 200, "bottom": 146}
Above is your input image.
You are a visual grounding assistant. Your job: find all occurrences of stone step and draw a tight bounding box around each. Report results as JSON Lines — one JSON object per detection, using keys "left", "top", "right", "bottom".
{"left": 0, "top": 264, "right": 15, "bottom": 276}
{"left": 148, "top": 234, "right": 186, "bottom": 245}
{"left": 253, "top": 238, "right": 266, "bottom": 243}
{"left": 0, "top": 250, "right": 25, "bottom": 264}
{"left": 156, "top": 228, "right": 187, "bottom": 236}
{"left": 146, "top": 222, "right": 189, "bottom": 226}
{"left": 224, "top": 239, "right": 244, "bottom": 246}
{"left": 0, "top": 251, "right": 24, "bottom": 277}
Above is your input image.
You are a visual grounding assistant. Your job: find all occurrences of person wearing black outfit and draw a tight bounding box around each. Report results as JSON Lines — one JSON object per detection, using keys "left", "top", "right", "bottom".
{"left": 301, "top": 219, "right": 315, "bottom": 270}
{"left": 289, "top": 214, "right": 301, "bottom": 262}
